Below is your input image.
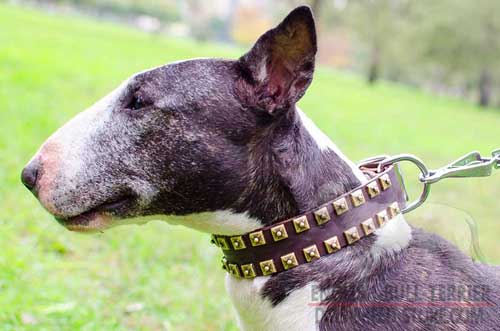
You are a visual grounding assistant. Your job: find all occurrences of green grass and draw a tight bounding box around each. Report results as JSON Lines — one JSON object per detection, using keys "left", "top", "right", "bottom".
{"left": 1, "top": 4, "right": 499, "bottom": 330}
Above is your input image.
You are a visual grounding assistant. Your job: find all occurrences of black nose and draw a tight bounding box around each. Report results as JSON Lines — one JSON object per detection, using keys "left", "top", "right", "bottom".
{"left": 21, "top": 160, "right": 40, "bottom": 193}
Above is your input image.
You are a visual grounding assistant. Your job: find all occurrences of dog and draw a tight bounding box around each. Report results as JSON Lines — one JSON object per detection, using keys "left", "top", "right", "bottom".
{"left": 22, "top": 6, "right": 500, "bottom": 331}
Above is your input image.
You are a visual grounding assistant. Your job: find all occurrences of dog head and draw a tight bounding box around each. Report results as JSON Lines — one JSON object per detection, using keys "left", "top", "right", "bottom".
{"left": 21, "top": 6, "right": 317, "bottom": 232}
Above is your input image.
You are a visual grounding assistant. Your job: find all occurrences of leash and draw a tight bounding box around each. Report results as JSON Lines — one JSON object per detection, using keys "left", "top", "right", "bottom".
{"left": 212, "top": 149, "right": 499, "bottom": 279}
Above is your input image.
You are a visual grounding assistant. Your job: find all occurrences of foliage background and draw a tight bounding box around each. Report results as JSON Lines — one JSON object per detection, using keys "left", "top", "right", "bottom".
{"left": 1, "top": 2, "right": 499, "bottom": 330}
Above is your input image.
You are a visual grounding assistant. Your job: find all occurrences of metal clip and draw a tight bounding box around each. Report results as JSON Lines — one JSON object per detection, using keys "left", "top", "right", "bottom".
{"left": 421, "top": 150, "right": 500, "bottom": 184}
{"left": 379, "top": 154, "right": 431, "bottom": 214}
{"left": 378, "top": 149, "right": 499, "bottom": 214}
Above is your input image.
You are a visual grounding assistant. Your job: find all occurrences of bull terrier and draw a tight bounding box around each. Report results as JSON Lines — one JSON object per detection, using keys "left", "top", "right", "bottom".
{"left": 22, "top": 6, "right": 500, "bottom": 331}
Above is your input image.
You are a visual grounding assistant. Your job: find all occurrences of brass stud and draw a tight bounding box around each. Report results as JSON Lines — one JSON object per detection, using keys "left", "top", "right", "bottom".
{"left": 344, "top": 227, "right": 360, "bottom": 244}
{"left": 303, "top": 245, "right": 320, "bottom": 262}
{"left": 389, "top": 202, "right": 401, "bottom": 217}
{"left": 249, "top": 231, "right": 266, "bottom": 246}
{"left": 228, "top": 263, "right": 241, "bottom": 277}
{"left": 260, "top": 259, "right": 277, "bottom": 275}
{"left": 217, "top": 237, "right": 230, "bottom": 250}
{"left": 376, "top": 210, "right": 389, "bottom": 227}
{"left": 241, "top": 264, "right": 256, "bottom": 278}
{"left": 350, "top": 190, "right": 366, "bottom": 207}
{"left": 366, "top": 181, "right": 380, "bottom": 198}
{"left": 280, "top": 252, "right": 299, "bottom": 270}
{"left": 333, "top": 198, "right": 349, "bottom": 215}
{"left": 230, "top": 236, "right": 246, "bottom": 250}
{"left": 293, "top": 216, "right": 310, "bottom": 233}
{"left": 221, "top": 257, "right": 228, "bottom": 270}
{"left": 314, "top": 207, "right": 331, "bottom": 225}
{"left": 324, "top": 236, "right": 341, "bottom": 254}
{"left": 361, "top": 218, "right": 376, "bottom": 235}
{"left": 271, "top": 224, "right": 288, "bottom": 242}
{"left": 380, "top": 174, "right": 392, "bottom": 190}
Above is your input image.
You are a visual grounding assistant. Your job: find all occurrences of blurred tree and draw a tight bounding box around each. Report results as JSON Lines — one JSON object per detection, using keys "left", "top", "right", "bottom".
{"left": 180, "top": 0, "right": 235, "bottom": 42}
{"left": 343, "top": 0, "right": 412, "bottom": 85}
{"left": 416, "top": 0, "right": 500, "bottom": 107}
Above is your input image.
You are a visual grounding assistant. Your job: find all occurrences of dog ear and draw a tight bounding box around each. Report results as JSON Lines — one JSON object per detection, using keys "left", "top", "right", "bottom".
{"left": 236, "top": 6, "right": 317, "bottom": 115}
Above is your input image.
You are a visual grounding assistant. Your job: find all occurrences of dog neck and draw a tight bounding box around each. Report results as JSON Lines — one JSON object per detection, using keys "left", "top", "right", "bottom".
{"left": 223, "top": 107, "right": 413, "bottom": 330}
{"left": 231, "top": 107, "right": 366, "bottom": 228}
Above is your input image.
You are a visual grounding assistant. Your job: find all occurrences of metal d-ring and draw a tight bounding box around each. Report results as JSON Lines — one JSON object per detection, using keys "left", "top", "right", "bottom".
{"left": 379, "top": 154, "right": 431, "bottom": 214}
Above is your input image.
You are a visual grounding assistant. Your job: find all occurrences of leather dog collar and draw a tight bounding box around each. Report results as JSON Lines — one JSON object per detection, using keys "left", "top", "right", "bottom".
{"left": 211, "top": 160, "right": 408, "bottom": 279}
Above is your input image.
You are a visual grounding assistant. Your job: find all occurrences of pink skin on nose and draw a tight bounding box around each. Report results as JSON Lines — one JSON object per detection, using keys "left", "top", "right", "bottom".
{"left": 36, "top": 141, "right": 64, "bottom": 217}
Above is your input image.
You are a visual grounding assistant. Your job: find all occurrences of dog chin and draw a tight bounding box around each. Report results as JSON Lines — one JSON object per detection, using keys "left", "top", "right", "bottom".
{"left": 58, "top": 212, "right": 155, "bottom": 233}
{"left": 58, "top": 212, "right": 115, "bottom": 233}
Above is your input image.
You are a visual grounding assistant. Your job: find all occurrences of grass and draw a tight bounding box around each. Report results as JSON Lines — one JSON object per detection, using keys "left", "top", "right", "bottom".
{"left": 1, "top": 4, "right": 499, "bottom": 330}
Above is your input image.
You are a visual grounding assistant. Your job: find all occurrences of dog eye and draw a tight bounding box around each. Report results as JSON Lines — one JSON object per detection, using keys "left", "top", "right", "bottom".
{"left": 130, "top": 95, "right": 145, "bottom": 110}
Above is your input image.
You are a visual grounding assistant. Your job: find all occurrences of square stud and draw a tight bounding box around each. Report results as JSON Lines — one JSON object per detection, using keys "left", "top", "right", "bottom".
{"left": 376, "top": 210, "right": 389, "bottom": 227}
{"left": 379, "top": 174, "right": 392, "bottom": 190}
{"left": 216, "top": 237, "right": 230, "bottom": 250}
{"left": 241, "top": 264, "right": 256, "bottom": 278}
{"left": 281, "top": 252, "right": 299, "bottom": 270}
{"left": 366, "top": 181, "right": 380, "bottom": 198}
{"left": 389, "top": 202, "right": 401, "bottom": 217}
{"left": 293, "top": 216, "right": 310, "bottom": 233}
{"left": 344, "top": 227, "right": 360, "bottom": 244}
{"left": 260, "top": 259, "right": 277, "bottom": 275}
{"left": 324, "top": 236, "right": 341, "bottom": 254}
{"left": 230, "top": 236, "right": 246, "bottom": 250}
{"left": 228, "top": 263, "right": 241, "bottom": 277}
{"left": 221, "top": 257, "right": 229, "bottom": 271}
{"left": 333, "top": 198, "right": 349, "bottom": 215}
{"left": 366, "top": 182, "right": 380, "bottom": 198}
{"left": 271, "top": 224, "right": 288, "bottom": 242}
{"left": 350, "top": 190, "right": 366, "bottom": 207}
{"left": 314, "top": 207, "right": 331, "bottom": 225}
{"left": 361, "top": 218, "right": 376, "bottom": 236}
{"left": 249, "top": 231, "right": 266, "bottom": 246}
{"left": 303, "top": 245, "right": 320, "bottom": 262}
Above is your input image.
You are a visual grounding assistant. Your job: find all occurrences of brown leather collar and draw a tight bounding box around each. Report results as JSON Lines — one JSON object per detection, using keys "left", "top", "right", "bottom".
{"left": 211, "top": 161, "right": 408, "bottom": 279}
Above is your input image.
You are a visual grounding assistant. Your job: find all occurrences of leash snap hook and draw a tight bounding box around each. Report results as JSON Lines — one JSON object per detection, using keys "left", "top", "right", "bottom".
{"left": 373, "top": 149, "right": 499, "bottom": 215}
{"left": 379, "top": 154, "right": 431, "bottom": 214}
{"left": 421, "top": 150, "right": 500, "bottom": 185}
{"left": 493, "top": 148, "right": 500, "bottom": 169}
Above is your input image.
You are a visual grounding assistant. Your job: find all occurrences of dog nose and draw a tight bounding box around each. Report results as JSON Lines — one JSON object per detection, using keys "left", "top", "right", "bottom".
{"left": 21, "top": 160, "right": 40, "bottom": 193}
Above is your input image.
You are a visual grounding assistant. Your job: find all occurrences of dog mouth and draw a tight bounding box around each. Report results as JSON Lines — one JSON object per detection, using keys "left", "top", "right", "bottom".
{"left": 56, "top": 194, "right": 136, "bottom": 232}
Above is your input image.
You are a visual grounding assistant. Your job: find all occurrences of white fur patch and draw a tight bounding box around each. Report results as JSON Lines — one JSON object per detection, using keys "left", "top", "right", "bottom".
{"left": 173, "top": 210, "right": 263, "bottom": 235}
{"left": 130, "top": 210, "right": 263, "bottom": 236}
{"left": 297, "top": 109, "right": 367, "bottom": 183}
{"left": 226, "top": 276, "right": 320, "bottom": 331}
{"left": 46, "top": 78, "right": 128, "bottom": 162}
{"left": 371, "top": 214, "right": 412, "bottom": 259}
